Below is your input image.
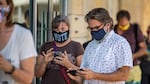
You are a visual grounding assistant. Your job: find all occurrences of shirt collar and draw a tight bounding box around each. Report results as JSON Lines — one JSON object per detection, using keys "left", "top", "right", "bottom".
{"left": 94, "top": 30, "right": 115, "bottom": 43}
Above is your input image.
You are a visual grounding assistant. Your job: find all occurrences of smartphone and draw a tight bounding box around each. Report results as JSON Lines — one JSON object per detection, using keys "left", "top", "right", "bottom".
{"left": 53, "top": 51, "right": 62, "bottom": 57}
{"left": 67, "top": 70, "right": 77, "bottom": 76}
{"left": 79, "top": 68, "right": 84, "bottom": 71}
{"left": 67, "top": 69, "right": 84, "bottom": 76}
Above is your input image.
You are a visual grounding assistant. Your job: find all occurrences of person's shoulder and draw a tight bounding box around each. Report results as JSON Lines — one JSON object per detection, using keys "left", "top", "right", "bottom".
{"left": 70, "top": 40, "right": 81, "bottom": 44}
{"left": 69, "top": 40, "right": 82, "bottom": 47}
{"left": 113, "top": 31, "right": 128, "bottom": 42}
{"left": 14, "top": 24, "right": 32, "bottom": 37}
{"left": 14, "top": 22, "right": 28, "bottom": 29}
{"left": 111, "top": 33, "right": 130, "bottom": 48}
{"left": 83, "top": 39, "right": 92, "bottom": 45}
{"left": 130, "top": 23, "right": 141, "bottom": 29}
{"left": 15, "top": 24, "right": 30, "bottom": 32}
{"left": 83, "top": 39, "right": 93, "bottom": 49}
{"left": 41, "top": 41, "right": 52, "bottom": 47}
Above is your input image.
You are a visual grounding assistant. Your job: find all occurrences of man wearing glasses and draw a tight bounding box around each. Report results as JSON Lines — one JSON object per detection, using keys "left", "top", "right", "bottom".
{"left": 68, "top": 8, "right": 133, "bottom": 84}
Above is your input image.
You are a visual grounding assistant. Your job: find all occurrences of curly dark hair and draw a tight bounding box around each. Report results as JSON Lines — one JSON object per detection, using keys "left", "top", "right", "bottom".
{"left": 116, "top": 10, "right": 130, "bottom": 21}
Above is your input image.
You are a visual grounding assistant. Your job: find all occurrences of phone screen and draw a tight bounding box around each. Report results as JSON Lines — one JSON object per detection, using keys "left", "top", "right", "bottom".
{"left": 53, "top": 51, "right": 62, "bottom": 57}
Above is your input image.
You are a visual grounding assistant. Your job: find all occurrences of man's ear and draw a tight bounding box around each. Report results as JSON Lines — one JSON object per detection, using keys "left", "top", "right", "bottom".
{"left": 104, "top": 23, "right": 111, "bottom": 31}
{"left": 106, "top": 23, "right": 111, "bottom": 27}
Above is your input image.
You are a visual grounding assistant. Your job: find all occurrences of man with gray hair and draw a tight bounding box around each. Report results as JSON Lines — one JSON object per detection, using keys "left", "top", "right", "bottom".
{"left": 68, "top": 8, "right": 133, "bottom": 84}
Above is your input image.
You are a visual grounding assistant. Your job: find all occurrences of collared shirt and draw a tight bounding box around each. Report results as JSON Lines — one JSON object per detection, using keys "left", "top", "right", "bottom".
{"left": 80, "top": 30, "right": 133, "bottom": 84}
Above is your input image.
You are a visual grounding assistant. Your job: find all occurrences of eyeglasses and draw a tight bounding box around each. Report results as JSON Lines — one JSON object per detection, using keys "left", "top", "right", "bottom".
{"left": 87, "top": 24, "right": 103, "bottom": 31}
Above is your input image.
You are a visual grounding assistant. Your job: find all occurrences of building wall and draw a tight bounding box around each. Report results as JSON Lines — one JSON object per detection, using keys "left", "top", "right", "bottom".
{"left": 143, "top": 0, "right": 150, "bottom": 35}
{"left": 68, "top": 0, "right": 150, "bottom": 44}
{"left": 13, "top": 0, "right": 150, "bottom": 44}
{"left": 68, "top": 0, "right": 88, "bottom": 44}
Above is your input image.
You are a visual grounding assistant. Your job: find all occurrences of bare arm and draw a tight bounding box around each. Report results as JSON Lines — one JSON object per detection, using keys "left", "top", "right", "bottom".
{"left": 67, "top": 73, "right": 83, "bottom": 84}
{"left": 76, "top": 55, "right": 83, "bottom": 67}
{"left": 133, "top": 42, "right": 147, "bottom": 60}
{"left": 79, "top": 66, "right": 130, "bottom": 81}
{"left": 0, "top": 55, "right": 36, "bottom": 84}
{"left": 94, "top": 66, "right": 130, "bottom": 81}
{"left": 64, "top": 55, "right": 83, "bottom": 69}
{"left": 35, "top": 48, "right": 54, "bottom": 77}
{"left": 35, "top": 55, "right": 47, "bottom": 77}
{"left": 12, "top": 57, "right": 35, "bottom": 84}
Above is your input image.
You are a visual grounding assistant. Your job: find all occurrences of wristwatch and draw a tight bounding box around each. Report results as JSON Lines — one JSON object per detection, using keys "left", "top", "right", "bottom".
{"left": 5, "top": 65, "right": 16, "bottom": 75}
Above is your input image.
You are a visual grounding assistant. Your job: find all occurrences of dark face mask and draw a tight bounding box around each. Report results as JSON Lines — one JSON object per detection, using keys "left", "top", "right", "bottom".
{"left": 91, "top": 28, "right": 106, "bottom": 41}
{"left": 52, "top": 30, "right": 69, "bottom": 43}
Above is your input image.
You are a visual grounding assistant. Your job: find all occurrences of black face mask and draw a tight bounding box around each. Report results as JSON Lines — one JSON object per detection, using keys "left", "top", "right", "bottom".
{"left": 52, "top": 30, "right": 69, "bottom": 43}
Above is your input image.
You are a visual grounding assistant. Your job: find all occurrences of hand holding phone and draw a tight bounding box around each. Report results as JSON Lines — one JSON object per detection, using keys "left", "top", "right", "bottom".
{"left": 67, "top": 69, "right": 84, "bottom": 76}
{"left": 67, "top": 70, "right": 77, "bottom": 76}
{"left": 53, "top": 51, "right": 62, "bottom": 57}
